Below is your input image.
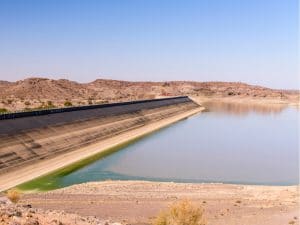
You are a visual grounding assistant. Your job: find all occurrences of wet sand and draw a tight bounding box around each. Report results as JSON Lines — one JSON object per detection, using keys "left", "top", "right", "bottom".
{"left": 22, "top": 181, "right": 300, "bottom": 225}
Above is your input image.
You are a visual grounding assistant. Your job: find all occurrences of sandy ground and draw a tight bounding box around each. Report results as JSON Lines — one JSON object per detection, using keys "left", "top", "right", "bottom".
{"left": 0, "top": 107, "right": 204, "bottom": 191}
{"left": 20, "top": 181, "right": 300, "bottom": 225}
{"left": 191, "top": 95, "right": 299, "bottom": 107}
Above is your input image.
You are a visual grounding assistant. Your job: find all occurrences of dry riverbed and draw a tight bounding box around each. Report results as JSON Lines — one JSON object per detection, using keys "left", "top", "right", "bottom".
{"left": 14, "top": 181, "right": 299, "bottom": 225}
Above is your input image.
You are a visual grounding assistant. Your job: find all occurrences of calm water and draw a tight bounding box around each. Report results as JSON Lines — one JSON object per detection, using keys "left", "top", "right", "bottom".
{"left": 20, "top": 102, "right": 299, "bottom": 190}
{"left": 19, "top": 103, "right": 299, "bottom": 188}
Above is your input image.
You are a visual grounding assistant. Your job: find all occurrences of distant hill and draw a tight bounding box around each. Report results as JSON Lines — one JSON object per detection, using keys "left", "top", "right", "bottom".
{"left": 0, "top": 77, "right": 298, "bottom": 112}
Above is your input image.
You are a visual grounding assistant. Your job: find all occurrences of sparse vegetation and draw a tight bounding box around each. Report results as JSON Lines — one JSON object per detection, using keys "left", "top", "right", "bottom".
{"left": 6, "top": 189, "right": 21, "bottom": 203}
{"left": 0, "top": 78, "right": 297, "bottom": 112}
{"left": 0, "top": 108, "right": 8, "bottom": 113}
{"left": 64, "top": 101, "right": 72, "bottom": 107}
{"left": 47, "top": 100, "right": 55, "bottom": 108}
{"left": 163, "top": 82, "right": 170, "bottom": 87}
{"left": 152, "top": 200, "right": 206, "bottom": 225}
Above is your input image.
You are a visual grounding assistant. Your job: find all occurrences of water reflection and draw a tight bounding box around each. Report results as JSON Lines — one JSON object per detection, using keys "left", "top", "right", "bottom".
{"left": 201, "top": 101, "right": 289, "bottom": 116}
{"left": 41, "top": 101, "right": 299, "bottom": 187}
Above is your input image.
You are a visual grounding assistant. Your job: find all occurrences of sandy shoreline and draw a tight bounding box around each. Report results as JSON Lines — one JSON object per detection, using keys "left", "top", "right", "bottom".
{"left": 21, "top": 180, "right": 300, "bottom": 225}
{"left": 191, "top": 95, "right": 300, "bottom": 107}
{"left": 0, "top": 106, "right": 204, "bottom": 191}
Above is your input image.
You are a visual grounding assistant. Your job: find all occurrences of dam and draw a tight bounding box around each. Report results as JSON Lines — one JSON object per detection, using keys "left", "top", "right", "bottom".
{"left": 0, "top": 96, "right": 203, "bottom": 191}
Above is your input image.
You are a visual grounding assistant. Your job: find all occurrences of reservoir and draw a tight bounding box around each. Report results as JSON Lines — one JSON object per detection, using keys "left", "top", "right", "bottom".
{"left": 19, "top": 101, "right": 299, "bottom": 190}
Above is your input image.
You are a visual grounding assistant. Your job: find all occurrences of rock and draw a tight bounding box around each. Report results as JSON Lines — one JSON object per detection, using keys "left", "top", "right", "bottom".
{"left": 22, "top": 204, "right": 32, "bottom": 208}
{"left": 0, "top": 199, "right": 121, "bottom": 225}
{"left": 0, "top": 196, "right": 12, "bottom": 205}
{"left": 24, "top": 218, "right": 39, "bottom": 225}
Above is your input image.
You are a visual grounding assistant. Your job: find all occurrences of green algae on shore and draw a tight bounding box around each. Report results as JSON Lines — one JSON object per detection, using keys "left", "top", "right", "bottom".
{"left": 17, "top": 138, "right": 142, "bottom": 192}
{"left": 15, "top": 117, "right": 190, "bottom": 192}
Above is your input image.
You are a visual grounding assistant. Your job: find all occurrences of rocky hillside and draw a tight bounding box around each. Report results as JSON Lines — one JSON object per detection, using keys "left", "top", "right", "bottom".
{"left": 0, "top": 196, "right": 120, "bottom": 225}
{"left": 0, "top": 77, "right": 298, "bottom": 112}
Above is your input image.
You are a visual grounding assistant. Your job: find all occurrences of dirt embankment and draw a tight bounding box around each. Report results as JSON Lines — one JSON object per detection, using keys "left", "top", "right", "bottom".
{"left": 20, "top": 181, "right": 300, "bottom": 225}
{"left": 0, "top": 77, "right": 299, "bottom": 111}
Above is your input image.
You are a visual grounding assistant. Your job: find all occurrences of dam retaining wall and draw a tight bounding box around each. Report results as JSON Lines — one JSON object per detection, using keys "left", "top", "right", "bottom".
{"left": 0, "top": 96, "right": 200, "bottom": 175}
{"left": 0, "top": 96, "right": 189, "bottom": 135}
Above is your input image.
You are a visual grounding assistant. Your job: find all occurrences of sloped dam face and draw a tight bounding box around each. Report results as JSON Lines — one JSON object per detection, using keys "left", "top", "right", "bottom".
{"left": 0, "top": 96, "right": 200, "bottom": 190}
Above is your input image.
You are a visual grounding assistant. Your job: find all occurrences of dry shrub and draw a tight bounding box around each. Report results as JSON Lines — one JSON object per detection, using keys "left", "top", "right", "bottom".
{"left": 24, "top": 101, "right": 31, "bottom": 106}
{"left": 152, "top": 200, "right": 206, "bottom": 225}
{"left": 0, "top": 108, "right": 8, "bottom": 113}
{"left": 64, "top": 101, "right": 72, "bottom": 107}
{"left": 6, "top": 189, "right": 21, "bottom": 203}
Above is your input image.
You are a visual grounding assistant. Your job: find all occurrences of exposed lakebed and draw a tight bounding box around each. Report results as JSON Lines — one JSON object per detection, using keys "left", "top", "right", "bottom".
{"left": 19, "top": 101, "right": 299, "bottom": 191}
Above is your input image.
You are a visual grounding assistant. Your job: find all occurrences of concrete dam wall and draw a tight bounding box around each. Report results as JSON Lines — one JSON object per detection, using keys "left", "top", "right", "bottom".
{"left": 0, "top": 96, "right": 190, "bottom": 135}
{"left": 0, "top": 96, "right": 200, "bottom": 176}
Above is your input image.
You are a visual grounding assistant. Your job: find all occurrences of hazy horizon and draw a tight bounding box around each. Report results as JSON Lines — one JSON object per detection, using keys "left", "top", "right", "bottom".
{"left": 0, "top": 0, "right": 298, "bottom": 89}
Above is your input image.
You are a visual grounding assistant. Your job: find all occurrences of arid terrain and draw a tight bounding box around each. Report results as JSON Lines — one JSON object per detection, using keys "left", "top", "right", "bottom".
{"left": 1, "top": 181, "right": 297, "bottom": 225}
{"left": 0, "top": 195, "right": 120, "bottom": 225}
{"left": 0, "top": 78, "right": 299, "bottom": 112}
{"left": 0, "top": 78, "right": 299, "bottom": 225}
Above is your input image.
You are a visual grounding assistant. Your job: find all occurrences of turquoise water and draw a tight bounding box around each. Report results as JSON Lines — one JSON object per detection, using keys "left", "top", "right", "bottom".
{"left": 20, "top": 102, "right": 300, "bottom": 190}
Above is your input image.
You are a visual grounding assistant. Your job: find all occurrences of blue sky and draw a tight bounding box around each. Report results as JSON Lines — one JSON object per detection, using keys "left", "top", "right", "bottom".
{"left": 0, "top": 0, "right": 298, "bottom": 89}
